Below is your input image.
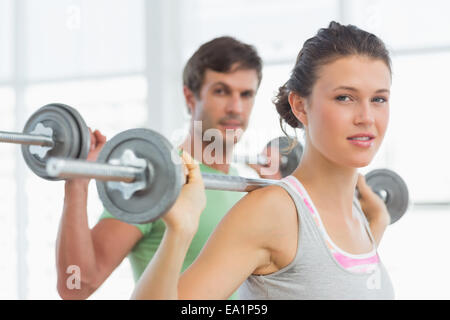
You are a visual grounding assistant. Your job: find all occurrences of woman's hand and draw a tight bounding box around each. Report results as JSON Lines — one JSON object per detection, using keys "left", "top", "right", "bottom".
{"left": 131, "top": 152, "right": 206, "bottom": 300}
{"left": 356, "top": 173, "right": 391, "bottom": 227}
{"left": 163, "top": 151, "right": 206, "bottom": 236}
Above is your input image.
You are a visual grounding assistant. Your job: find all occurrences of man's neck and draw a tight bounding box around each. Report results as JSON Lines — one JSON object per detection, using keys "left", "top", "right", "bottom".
{"left": 180, "top": 134, "right": 233, "bottom": 174}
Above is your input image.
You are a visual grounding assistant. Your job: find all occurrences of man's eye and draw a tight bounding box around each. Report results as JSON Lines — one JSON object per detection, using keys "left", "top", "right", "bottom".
{"left": 214, "top": 88, "right": 226, "bottom": 94}
{"left": 241, "top": 91, "right": 254, "bottom": 98}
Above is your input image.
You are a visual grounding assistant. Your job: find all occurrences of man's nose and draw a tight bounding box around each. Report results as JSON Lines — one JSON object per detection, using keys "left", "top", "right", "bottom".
{"left": 225, "top": 94, "right": 244, "bottom": 114}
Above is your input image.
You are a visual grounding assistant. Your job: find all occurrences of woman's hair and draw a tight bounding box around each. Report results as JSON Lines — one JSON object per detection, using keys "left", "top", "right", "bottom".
{"left": 273, "top": 21, "right": 392, "bottom": 130}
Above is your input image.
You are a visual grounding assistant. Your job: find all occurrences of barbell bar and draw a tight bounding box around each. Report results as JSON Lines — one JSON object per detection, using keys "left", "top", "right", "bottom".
{"left": 46, "top": 128, "right": 409, "bottom": 225}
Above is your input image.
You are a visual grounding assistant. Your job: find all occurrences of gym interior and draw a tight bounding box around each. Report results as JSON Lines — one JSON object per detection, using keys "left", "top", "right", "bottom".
{"left": 0, "top": 0, "right": 449, "bottom": 300}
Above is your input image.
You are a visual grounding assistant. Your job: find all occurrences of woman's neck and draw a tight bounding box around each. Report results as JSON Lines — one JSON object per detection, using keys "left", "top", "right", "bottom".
{"left": 293, "top": 144, "right": 359, "bottom": 219}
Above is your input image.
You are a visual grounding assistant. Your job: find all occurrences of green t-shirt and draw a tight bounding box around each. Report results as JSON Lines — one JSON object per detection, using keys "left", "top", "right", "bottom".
{"left": 99, "top": 163, "right": 245, "bottom": 299}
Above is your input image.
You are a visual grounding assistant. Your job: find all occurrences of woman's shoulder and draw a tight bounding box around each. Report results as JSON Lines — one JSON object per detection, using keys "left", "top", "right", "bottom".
{"left": 247, "top": 183, "right": 292, "bottom": 204}
{"left": 238, "top": 183, "right": 293, "bottom": 208}
{"left": 227, "top": 183, "right": 298, "bottom": 237}
{"left": 224, "top": 184, "right": 299, "bottom": 269}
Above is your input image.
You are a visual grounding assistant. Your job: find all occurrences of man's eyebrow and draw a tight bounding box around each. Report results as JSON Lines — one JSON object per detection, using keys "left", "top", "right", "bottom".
{"left": 212, "top": 81, "right": 256, "bottom": 93}
{"left": 333, "top": 86, "right": 390, "bottom": 94}
{"left": 212, "top": 81, "right": 230, "bottom": 88}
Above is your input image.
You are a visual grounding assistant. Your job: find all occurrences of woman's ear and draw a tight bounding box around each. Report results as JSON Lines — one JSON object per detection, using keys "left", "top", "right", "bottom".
{"left": 288, "top": 91, "right": 308, "bottom": 127}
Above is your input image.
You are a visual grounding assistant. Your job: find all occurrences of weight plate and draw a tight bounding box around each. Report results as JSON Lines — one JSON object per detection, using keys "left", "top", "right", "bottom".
{"left": 365, "top": 169, "right": 409, "bottom": 224}
{"left": 22, "top": 104, "right": 82, "bottom": 180}
{"left": 96, "top": 128, "right": 184, "bottom": 224}
{"left": 266, "top": 136, "right": 303, "bottom": 177}
{"left": 56, "top": 103, "right": 90, "bottom": 161}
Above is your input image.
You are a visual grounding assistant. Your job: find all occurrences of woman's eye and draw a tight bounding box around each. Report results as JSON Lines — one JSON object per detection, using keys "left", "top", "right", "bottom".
{"left": 372, "top": 97, "right": 388, "bottom": 103}
{"left": 336, "top": 95, "right": 351, "bottom": 102}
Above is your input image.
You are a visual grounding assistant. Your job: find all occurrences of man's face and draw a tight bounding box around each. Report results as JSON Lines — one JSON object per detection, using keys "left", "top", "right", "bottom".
{"left": 187, "top": 65, "right": 259, "bottom": 147}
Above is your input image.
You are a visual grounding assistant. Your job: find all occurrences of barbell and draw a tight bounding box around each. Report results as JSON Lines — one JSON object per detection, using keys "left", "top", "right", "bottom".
{"left": 45, "top": 128, "right": 409, "bottom": 225}
{"left": 363, "top": 169, "right": 409, "bottom": 224}
{"left": 0, "top": 103, "right": 90, "bottom": 180}
{"left": 233, "top": 136, "right": 303, "bottom": 178}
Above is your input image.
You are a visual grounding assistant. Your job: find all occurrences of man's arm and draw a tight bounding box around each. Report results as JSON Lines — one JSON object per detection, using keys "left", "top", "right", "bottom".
{"left": 55, "top": 129, "right": 142, "bottom": 299}
{"left": 56, "top": 180, "right": 143, "bottom": 299}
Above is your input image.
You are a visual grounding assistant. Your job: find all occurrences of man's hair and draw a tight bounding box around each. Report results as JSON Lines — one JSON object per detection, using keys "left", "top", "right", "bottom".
{"left": 183, "top": 36, "right": 263, "bottom": 98}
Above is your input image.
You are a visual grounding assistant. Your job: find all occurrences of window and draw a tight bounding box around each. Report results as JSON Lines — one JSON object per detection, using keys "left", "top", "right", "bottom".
{"left": 181, "top": 0, "right": 339, "bottom": 63}
{"left": 23, "top": 77, "right": 146, "bottom": 299}
{"left": 344, "top": 0, "right": 450, "bottom": 51}
{"left": 0, "top": 87, "right": 17, "bottom": 299}
{"left": 0, "top": 0, "right": 13, "bottom": 81}
{"left": 386, "top": 52, "right": 450, "bottom": 202}
{"left": 25, "top": 0, "right": 145, "bottom": 81}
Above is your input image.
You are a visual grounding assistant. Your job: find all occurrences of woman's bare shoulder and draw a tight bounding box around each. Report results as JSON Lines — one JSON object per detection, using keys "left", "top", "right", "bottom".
{"left": 225, "top": 184, "right": 298, "bottom": 244}
{"left": 244, "top": 183, "right": 294, "bottom": 209}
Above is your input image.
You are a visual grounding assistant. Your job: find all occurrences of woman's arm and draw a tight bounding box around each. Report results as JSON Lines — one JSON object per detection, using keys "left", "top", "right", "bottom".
{"left": 356, "top": 174, "right": 390, "bottom": 246}
{"left": 177, "top": 185, "right": 291, "bottom": 299}
{"left": 131, "top": 194, "right": 271, "bottom": 300}
{"left": 132, "top": 171, "right": 296, "bottom": 299}
{"left": 131, "top": 151, "right": 206, "bottom": 299}
{"left": 130, "top": 225, "right": 197, "bottom": 299}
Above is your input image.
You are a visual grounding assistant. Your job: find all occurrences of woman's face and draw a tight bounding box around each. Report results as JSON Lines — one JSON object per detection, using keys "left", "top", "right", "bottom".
{"left": 304, "top": 55, "right": 391, "bottom": 168}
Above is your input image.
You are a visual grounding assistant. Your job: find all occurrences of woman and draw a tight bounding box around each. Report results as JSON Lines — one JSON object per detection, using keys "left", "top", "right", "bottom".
{"left": 132, "top": 21, "right": 395, "bottom": 300}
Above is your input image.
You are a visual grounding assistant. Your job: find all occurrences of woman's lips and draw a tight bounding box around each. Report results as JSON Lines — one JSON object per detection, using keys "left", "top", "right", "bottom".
{"left": 347, "top": 135, "right": 375, "bottom": 148}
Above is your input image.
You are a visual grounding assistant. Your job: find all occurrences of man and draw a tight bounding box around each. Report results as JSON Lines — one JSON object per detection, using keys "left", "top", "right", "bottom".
{"left": 56, "top": 36, "right": 266, "bottom": 299}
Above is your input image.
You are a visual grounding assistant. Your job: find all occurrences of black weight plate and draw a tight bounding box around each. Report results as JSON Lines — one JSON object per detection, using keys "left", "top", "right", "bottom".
{"left": 22, "top": 104, "right": 81, "bottom": 180}
{"left": 365, "top": 169, "right": 409, "bottom": 224}
{"left": 96, "top": 128, "right": 184, "bottom": 224}
{"left": 266, "top": 136, "right": 303, "bottom": 177}
{"left": 55, "top": 103, "right": 90, "bottom": 161}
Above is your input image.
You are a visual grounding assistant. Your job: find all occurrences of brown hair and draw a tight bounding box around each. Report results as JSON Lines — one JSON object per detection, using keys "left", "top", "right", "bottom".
{"left": 183, "top": 36, "right": 263, "bottom": 98}
{"left": 273, "top": 21, "right": 392, "bottom": 130}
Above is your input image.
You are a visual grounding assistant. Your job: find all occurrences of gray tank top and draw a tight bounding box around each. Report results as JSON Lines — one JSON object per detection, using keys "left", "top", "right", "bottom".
{"left": 238, "top": 179, "right": 395, "bottom": 300}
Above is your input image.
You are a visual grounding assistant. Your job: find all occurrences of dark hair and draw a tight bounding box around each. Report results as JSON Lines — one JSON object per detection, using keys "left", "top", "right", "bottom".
{"left": 274, "top": 21, "right": 392, "bottom": 129}
{"left": 183, "top": 36, "right": 263, "bottom": 98}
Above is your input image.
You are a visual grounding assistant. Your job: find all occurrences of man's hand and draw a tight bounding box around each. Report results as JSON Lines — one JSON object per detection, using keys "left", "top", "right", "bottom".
{"left": 65, "top": 129, "right": 106, "bottom": 188}
{"left": 247, "top": 146, "right": 283, "bottom": 180}
{"left": 87, "top": 129, "right": 107, "bottom": 162}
